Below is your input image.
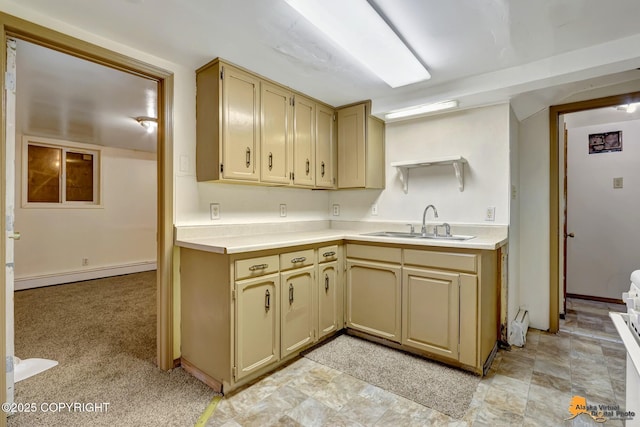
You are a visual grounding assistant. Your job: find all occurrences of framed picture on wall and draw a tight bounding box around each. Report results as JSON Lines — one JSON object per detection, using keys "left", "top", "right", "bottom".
{"left": 589, "top": 131, "right": 622, "bottom": 154}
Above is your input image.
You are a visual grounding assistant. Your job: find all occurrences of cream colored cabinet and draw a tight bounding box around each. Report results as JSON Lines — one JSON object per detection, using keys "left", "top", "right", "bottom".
{"left": 402, "top": 267, "right": 459, "bottom": 361}
{"left": 403, "top": 248, "right": 495, "bottom": 373}
{"left": 336, "top": 101, "right": 385, "bottom": 189}
{"left": 260, "top": 82, "right": 292, "bottom": 184}
{"left": 197, "top": 58, "right": 346, "bottom": 189}
{"left": 315, "top": 104, "right": 337, "bottom": 188}
{"left": 292, "top": 95, "right": 316, "bottom": 187}
{"left": 346, "top": 244, "right": 402, "bottom": 343}
{"left": 235, "top": 273, "right": 280, "bottom": 380}
{"left": 318, "top": 245, "right": 341, "bottom": 338}
{"left": 180, "top": 244, "right": 343, "bottom": 393}
{"left": 196, "top": 59, "right": 260, "bottom": 182}
{"left": 280, "top": 249, "right": 315, "bottom": 358}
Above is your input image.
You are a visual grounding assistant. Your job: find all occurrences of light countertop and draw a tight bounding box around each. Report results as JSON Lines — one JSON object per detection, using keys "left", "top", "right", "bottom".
{"left": 175, "top": 223, "right": 508, "bottom": 254}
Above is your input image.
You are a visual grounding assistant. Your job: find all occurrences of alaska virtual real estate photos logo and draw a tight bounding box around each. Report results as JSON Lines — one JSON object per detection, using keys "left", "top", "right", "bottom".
{"left": 565, "top": 395, "right": 635, "bottom": 423}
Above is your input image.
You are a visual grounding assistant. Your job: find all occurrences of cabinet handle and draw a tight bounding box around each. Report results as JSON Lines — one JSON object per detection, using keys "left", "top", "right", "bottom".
{"left": 265, "top": 289, "right": 271, "bottom": 311}
{"left": 246, "top": 147, "right": 251, "bottom": 168}
{"left": 290, "top": 257, "right": 306, "bottom": 264}
{"left": 268, "top": 152, "right": 273, "bottom": 171}
{"left": 324, "top": 274, "right": 329, "bottom": 292}
{"left": 305, "top": 159, "right": 310, "bottom": 175}
{"left": 289, "top": 283, "right": 294, "bottom": 304}
{"left": 322, "top": 251, "right": 335, "bottom": 258}
{"left": 321, "top": 161, "right": 325, "bottom": 177}
{"left": 249, "top": 263, "right": 268, "bottom": 271}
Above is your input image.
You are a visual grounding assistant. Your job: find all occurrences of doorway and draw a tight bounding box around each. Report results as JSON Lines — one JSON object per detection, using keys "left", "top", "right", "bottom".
{"left": 0, "top": 11, "right": 175, "bottom": 415}
{"left": 549, "top": 90, "right": 640, "bottom": 332}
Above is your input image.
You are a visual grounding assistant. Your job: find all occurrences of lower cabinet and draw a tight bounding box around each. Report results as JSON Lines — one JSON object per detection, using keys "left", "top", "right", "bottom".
{"left": 280, "top": 264, "right": 315, "bottom": 358}
{"left": 402, "top": 267, "right": 459, "bottom": 361}
{"left": 346, "top": 243, "right": 497, "bottom": 374}
{"left": 180, "top": 243, "right": 342, "bottom": 393}
{"left": 346, "top": 245, "right": 402, "bottom": 343}
{"left": 318, "top": 245, "right": 341, "bottom": 338}
{"left": 235, "top": 273, "right": 280, "bottom": 380}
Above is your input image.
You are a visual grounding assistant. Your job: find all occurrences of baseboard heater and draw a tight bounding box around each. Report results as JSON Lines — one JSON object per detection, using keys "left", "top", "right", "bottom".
{"left": 508, "top": 308, "right": 529, "bottom": 347}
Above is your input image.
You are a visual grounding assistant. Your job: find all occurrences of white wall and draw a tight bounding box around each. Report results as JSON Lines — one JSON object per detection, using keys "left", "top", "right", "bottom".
{"left": 518, "top": 79, "right": 640, "bottom": 330}
{"left": 508, "top": 106, "right": 520, "bottom": 330}
{"left": 565, "top": 119, "right": 640, "bottom": 299}
{"left": 330, "top": 104, "right": 511, "bottom": 226}
{"left": 14, "top": 143, "right": 157, "bottom": 283}
{"left": 518, "top": 110, "right": 551, "bottom": 329}
{"left": 175, "top": 177, "right": 330, "bottom": 225}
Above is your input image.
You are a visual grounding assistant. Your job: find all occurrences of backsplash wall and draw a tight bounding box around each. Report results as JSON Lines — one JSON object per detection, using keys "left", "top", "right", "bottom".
{"left": 329, "top": 103, "right": 511, "bottom": 226}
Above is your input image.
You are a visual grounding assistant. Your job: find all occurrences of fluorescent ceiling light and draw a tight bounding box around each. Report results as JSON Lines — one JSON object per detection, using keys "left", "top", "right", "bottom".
{"left": 385, "top": 100, "right": 459, "bottom": 120}
{"left": 284, "top": 0, "right": 430, "bottom": 88}
{"left": 617, "top": 102, "right": 639, "bottom": 113}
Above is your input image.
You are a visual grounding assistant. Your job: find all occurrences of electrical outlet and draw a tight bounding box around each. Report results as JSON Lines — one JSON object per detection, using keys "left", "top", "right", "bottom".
{"left": 371, "top": 204, "right": 378, "bottom": 216}
{"left": 485, "top": 206, "right": 496, "bottom": 222}
{"left": 280, "top": 204, "right": 287, "bottom": 217}
{"left": 332, "top": 204, "right": 340, "bottom": 216}
{"left": 210, "top": 203, "right": 220, "bottom": 220}
{"left": 82, "top": 258, "right": 89, "bottom": 266}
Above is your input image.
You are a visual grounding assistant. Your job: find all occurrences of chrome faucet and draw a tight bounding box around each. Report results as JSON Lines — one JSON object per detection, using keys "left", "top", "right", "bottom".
{"left": 421, "top": 204, "right": 438, "bottom": 236}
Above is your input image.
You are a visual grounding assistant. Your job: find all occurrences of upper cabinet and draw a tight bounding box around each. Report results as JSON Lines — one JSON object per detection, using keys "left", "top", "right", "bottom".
{"left": 337, "top": 101, "right": 385, "bottom": 189}
{"left": 260, "top": 82, "right": 292, "bottom": 185}
{"left": 196, "top": 61, "right": 261, "bottom": 182}
{"left": 315, "top": 104, "right": 337, "bottom": 188}
{"left": 292, "top": 94, "right": 316, "bottom": 187}
{"left": 196, "top": 58, "right": 380, "bottom": 190}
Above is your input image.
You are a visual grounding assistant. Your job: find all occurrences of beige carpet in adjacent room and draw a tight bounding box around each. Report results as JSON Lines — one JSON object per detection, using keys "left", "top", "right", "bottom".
{"left": 303, "top": 334, "right": 480, "bottom": 419}
{"left": 10, "top": 271, "right": 217, "bottom": 427}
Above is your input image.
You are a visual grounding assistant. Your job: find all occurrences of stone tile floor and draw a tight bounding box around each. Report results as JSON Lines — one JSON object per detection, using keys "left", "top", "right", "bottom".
{"left": 205, "top": 298, "right": 629, "bottom": 426}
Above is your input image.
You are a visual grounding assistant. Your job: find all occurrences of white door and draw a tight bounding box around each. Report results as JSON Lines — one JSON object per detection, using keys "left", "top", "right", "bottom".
{"left": 5, "top": 37, "right": 17, "bottom": 403}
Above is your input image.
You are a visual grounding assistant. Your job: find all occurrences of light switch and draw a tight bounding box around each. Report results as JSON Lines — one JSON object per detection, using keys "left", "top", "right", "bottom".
{"left": 613, "top": 177, "right": 623, "bottom": 189}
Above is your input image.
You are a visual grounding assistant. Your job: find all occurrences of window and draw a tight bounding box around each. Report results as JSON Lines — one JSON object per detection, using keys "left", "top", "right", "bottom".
{"left": 23, "top": 136, "right": 101, "bottom": 207}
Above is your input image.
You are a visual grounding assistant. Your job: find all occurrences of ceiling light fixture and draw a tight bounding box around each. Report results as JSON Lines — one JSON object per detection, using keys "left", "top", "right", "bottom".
{"left": 284, "top": 0, "right": 430, "bottom": 88}
{"left": 617, "top": 103, "right": 639, "bottom": 113}
{"left": 135, "top": 116, "right": 157, "bottom": 133}
{"left": 385, "top": 100, "right": 459, "bottom": 120}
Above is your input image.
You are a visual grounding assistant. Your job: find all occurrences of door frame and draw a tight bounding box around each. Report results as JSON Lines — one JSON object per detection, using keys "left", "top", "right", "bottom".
{"left": 0, "top": 12, "right": 175, "bottom": 417}
{"left": 548, "top": 90, "right": 640, "bottom": 332}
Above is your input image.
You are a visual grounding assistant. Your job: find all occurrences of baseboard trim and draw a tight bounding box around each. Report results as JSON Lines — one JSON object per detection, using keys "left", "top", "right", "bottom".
{"left": 14, "top": 261, "right": 157, "bottom": 290}
{"left": 566, "top": 293, "right": 624, "bottom": 305}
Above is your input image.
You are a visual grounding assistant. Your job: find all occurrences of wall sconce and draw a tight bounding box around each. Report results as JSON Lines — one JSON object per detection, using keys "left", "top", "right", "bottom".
{"left": 135, "top": 116, "right": 158, "bottom": 133}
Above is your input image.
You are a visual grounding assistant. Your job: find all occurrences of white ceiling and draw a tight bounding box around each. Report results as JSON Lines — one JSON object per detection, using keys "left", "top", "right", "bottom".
{"left": 7, "top": 0, "right": 640, "bottom": 151}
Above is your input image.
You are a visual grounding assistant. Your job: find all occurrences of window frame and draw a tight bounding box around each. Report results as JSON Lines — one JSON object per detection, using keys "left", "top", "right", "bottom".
{"left": 22, "top": 136, "right": 103, "bottom": 208}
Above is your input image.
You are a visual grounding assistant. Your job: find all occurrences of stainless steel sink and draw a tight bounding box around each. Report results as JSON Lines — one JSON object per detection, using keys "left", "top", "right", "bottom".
{"left": 362, "top": 231, "right": 475, "bottom": 241}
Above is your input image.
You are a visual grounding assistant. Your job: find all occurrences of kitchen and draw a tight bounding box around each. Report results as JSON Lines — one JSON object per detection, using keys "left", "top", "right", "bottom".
{"left": 1, "top": 0, "right": 640, "bottom": 425}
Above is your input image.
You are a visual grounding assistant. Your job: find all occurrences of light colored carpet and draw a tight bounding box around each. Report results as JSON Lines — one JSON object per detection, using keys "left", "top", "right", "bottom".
{"left": 10, "top": 271, "right": 217, "bottom": 427}
{"left": 303, "top": 334, "right": 480, "bottom": 419}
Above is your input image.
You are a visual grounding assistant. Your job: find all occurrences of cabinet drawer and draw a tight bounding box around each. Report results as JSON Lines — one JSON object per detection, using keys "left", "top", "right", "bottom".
{"left": 318, "top": 245, "right": 339, "bottom": 263}
{"left": 403, "top": 249, "right": 477, "bottom": 273}
{"left": 347, "top": 244, "right": 401, "bottom": 264}
{"left": 280, "top": 249, "right": 315, "bottom": 270}
{"left": 235, "top": 255, "right": 279, "bottom": 280}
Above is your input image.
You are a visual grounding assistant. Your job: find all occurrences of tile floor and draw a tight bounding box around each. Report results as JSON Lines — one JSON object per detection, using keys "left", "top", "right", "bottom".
{"left": 205, "top": 298, "right": 630, "bottom": 426}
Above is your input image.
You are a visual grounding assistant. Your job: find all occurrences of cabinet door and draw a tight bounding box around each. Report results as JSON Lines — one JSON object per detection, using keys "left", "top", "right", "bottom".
{"left": 281, "top": 266, "right": 315, "bottom": 358}
{"left": 221, "top": 65, "right": 260, "bottom": 181}
{"left": 402, "top": 267, "right": 460, "bottom": 361}
{"left": 261, "top": 82, "right": 292, "bottom": 184}
{"left": 292, "top": 95, "right": 315, "bottom": 187}
{"left": 318, "top": 261, "right": 339, "bottom": 339}
{"left": 337, "top": 103, "right": 365, "bottom": 188}
{"left": 315, "top": 104, "right": 336, "bottom": 188}
{"left": 346, "top": 258, "right": 401, "bottom": 342}
{"left": 235, "top": 274, "right": 279, "bottom": 380}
